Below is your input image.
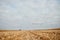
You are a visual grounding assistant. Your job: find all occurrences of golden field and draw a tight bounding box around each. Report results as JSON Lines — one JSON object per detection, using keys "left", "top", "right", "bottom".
{"left": 0, "top": 29, "right": 60, "bottom": 40}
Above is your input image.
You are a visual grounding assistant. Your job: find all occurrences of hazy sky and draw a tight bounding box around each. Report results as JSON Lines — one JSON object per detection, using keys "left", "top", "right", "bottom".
{"left": 0, "top": 0, "right": 60, "bottom": 30}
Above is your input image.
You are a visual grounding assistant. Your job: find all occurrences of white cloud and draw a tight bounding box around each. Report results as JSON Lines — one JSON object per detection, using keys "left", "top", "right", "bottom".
{"left": 0, "top": 0, "right": 60, "bottom": 30}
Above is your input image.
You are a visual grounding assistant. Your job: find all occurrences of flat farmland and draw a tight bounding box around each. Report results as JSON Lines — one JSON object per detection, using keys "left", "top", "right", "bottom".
{"left": 0, "top": 29, "right": 60, "bottom": 40}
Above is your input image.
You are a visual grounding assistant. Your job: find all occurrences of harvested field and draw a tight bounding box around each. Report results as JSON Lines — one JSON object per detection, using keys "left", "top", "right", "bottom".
{"left": 0, "top": 29, "right": 60, "bottom": 40}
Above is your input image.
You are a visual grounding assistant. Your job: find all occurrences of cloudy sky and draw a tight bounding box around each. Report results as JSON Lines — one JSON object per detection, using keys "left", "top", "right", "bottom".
{"left": 0, "top": 0, "right": 60, "bottom": 30}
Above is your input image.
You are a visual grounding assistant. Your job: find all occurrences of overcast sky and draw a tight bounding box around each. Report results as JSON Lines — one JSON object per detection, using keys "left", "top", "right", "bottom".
{"left": 0, "top": 0, "right": 60, "bottom": 30}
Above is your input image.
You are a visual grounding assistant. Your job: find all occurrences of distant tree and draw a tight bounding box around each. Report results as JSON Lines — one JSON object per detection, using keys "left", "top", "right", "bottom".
{"left": 19, "top": 29, "right": 21, "bottom": 31}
